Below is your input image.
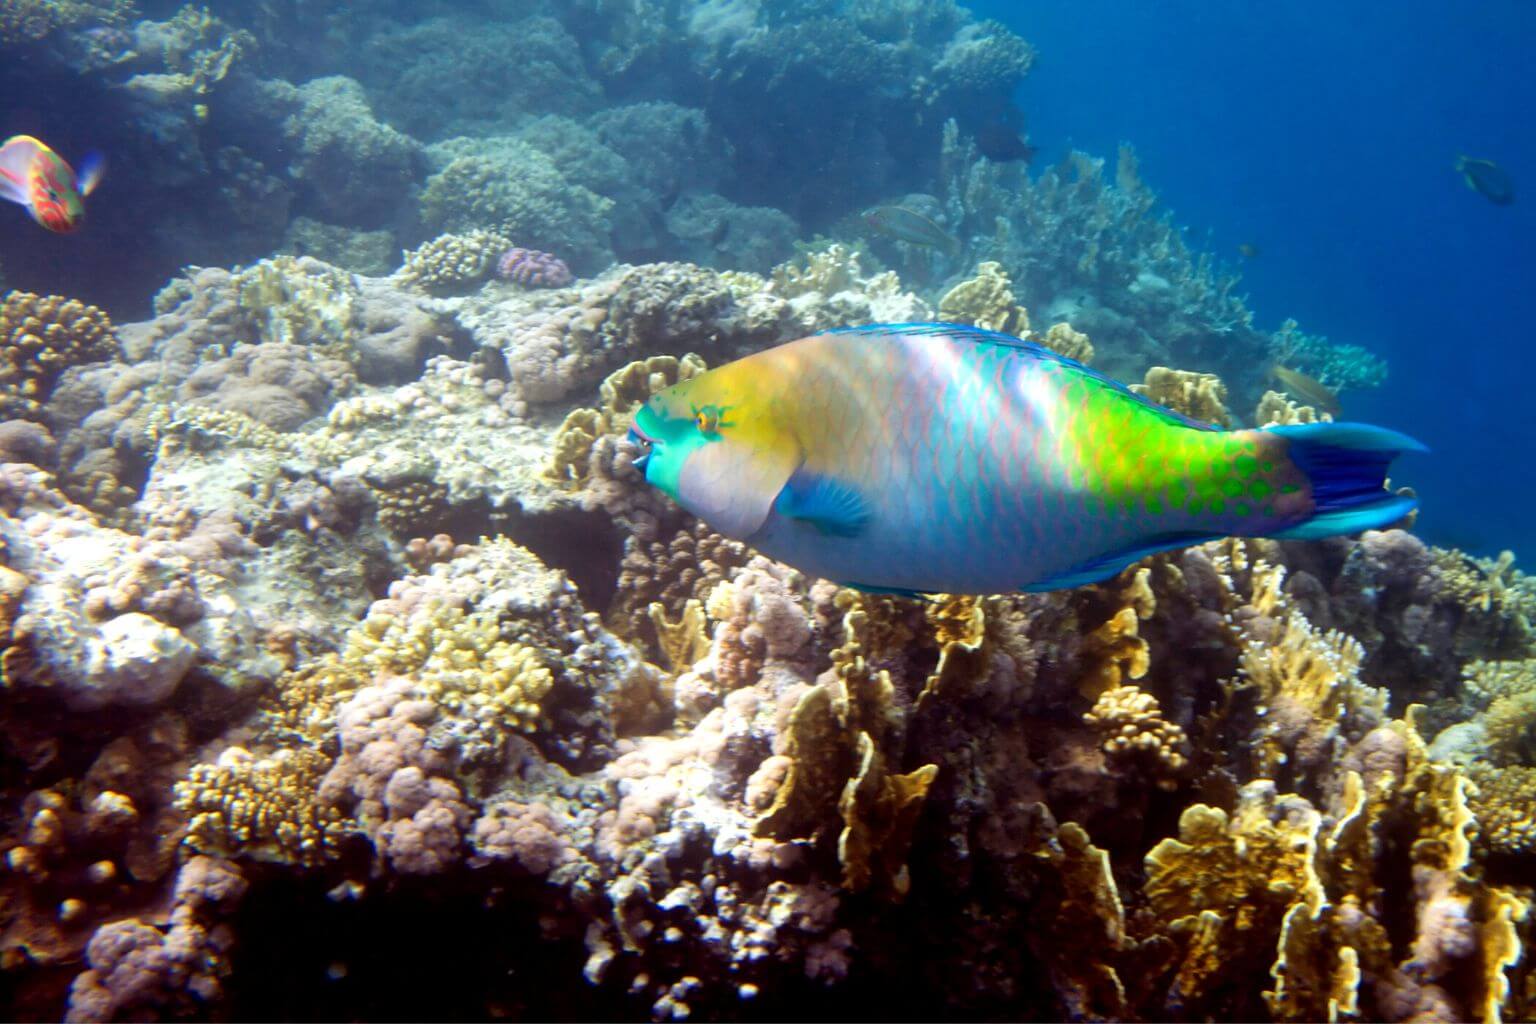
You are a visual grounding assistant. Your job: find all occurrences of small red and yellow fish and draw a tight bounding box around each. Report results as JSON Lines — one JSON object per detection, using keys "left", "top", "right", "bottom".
{"left": 0, "top": 135, "right": 104, "bottom": 233}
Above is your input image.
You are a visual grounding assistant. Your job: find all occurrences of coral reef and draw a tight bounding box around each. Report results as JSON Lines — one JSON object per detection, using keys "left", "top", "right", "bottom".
{"left": 497, "top": 246, "right": 575, "bottom": 289}
{"left": 0, "top": 292, "right": 119, "bottom": 421}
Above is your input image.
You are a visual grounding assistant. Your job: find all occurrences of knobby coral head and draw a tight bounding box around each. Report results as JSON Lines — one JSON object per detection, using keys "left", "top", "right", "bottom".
{"left": 497, "top": 246, "right": 573, "bottom": 288}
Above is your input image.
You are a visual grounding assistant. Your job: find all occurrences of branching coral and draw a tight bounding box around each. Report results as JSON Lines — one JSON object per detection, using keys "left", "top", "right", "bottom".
{"left": 1084, "top": 683, "right": 1190, "bottom": 789}
{"left": 1130, "top": 367, "right": 1232, "bottom": 427}
{"left": 547, "top": 352, "right": 706, "bottom": 490}
{"left": 176, "top": 746, "right": 354, "bottom": 866}
{"left": 396, "top": 230, "right": 510, "bottom": 294}
{"left": 938, "top": 261, "right": 1030, "bottom": 334}
{"left": 231, "top": 255, "right": 359, "bottom": 358}
{"left": 0, "top": 291, "right": 119, "bottom": 420}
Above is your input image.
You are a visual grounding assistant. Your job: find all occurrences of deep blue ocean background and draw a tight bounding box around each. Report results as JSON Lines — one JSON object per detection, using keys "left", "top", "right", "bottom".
{"left": 977, "top": 0, "right": 1536, "bottom": 559}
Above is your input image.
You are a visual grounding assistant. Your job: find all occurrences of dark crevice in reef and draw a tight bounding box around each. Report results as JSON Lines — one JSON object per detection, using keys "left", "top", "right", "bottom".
{"left": 487, "top": 504, "right": 626, "bottom": 613}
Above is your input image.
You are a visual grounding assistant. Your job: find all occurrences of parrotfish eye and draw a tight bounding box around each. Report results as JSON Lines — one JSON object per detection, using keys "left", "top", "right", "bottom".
{"left": 692, "top": 404, "right": 732, "bottom": 438}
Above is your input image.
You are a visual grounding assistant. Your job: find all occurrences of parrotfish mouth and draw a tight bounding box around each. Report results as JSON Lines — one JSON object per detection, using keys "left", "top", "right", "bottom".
{"left": 626, "top": 423, "right": 655, "bottom": 467}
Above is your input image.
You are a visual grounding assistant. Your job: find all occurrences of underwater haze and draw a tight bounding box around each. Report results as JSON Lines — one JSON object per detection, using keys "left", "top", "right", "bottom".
{"left": 988, "top": 0, "right": 1536, "bottom": 559}
{"left": 2, "top": 2, "right": 1535, "bottom": 1022}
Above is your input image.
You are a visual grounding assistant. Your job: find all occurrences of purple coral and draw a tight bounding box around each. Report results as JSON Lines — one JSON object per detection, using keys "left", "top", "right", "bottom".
{"left": 497, "top": 247, "right": 573, "bottom": 289}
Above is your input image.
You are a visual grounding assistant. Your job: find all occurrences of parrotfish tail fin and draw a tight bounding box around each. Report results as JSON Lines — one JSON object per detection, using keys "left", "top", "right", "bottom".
{"left": 0, "top": 136, "right": 41, "bottom": 206}
{"left": 1264, "top": 422, "right": 1427, "bottom": 540}
{"left": 76, "top": 151, "right": 106, "bottom": 196}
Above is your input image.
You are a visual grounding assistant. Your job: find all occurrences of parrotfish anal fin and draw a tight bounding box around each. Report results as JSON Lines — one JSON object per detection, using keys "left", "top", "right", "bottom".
{"left": 822, "top": 321, "right": 1220, "bottom": 431}
{"left": 775, "top": 469, "right": 872, "bottom": 538}
{"left": 1021, "top": 532, "right": 1220, "bottom": 592}
{"left": 0, "top": 136, "right": 42, "bottom": 205}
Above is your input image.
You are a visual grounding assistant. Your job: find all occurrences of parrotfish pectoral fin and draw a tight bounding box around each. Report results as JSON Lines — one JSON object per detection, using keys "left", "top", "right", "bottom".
{"left": 774, "top": 469, "right": 872, "bottom": 538}
{"left": 1263, "top": 422, "right": 1426, "bottom": 540}
{"left": 76, "top": 151, "right": 106, "bottom": 196}
{"left": 1020, "top": 532, "right": 1221, "bottom": 592}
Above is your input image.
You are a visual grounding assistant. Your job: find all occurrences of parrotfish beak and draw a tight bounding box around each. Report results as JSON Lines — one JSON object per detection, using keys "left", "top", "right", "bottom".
{"left": 627, "top": 421, "right": 653, "bottom": 468}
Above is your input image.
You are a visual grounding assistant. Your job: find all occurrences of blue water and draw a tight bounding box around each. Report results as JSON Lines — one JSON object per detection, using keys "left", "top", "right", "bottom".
{"left": 977, "top": 0, "right": 1536, "bottom": 558}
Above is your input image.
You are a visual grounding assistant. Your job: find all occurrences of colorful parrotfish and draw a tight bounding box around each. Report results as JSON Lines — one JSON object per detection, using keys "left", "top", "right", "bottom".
{"left": 628, "top": 323, "right": 1424, "bottom": 596}
{"left": 0, "top": 135, "right": 104, "bottom": 233}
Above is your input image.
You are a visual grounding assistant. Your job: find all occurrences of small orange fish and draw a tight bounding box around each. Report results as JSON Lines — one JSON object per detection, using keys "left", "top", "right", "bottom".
{"left": 0, "top": 135, "right": 104, "bottom": 233}
{"left": 1269, "top": 364, "right": 1341, "bottom": 418}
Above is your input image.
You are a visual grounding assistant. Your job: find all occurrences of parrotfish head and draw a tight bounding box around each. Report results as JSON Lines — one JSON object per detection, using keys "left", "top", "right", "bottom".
{"left": 628, "top": 365, "right": 801, "bottom": 541}
{"left": 29, "top": 154, "right": 86, "bottom": 233}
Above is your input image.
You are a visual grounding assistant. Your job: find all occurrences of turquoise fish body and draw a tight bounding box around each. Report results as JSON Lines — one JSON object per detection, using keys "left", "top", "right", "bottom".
{"left": 629, "top": 323, "right": 1422, "bottom": 595}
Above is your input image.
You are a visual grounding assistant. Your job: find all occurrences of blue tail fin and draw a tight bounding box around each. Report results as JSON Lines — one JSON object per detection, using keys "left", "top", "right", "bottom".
{"left": 1264, "top": 422, "right": 1426, "bottom": 540}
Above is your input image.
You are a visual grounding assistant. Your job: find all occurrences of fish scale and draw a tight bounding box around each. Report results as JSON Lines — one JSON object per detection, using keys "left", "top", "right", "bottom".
{"left": 631, "top": 323, "right": 1422, "bottom": 595}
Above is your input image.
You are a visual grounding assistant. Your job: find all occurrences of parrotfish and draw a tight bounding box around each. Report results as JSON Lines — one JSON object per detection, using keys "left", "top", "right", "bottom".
{"left": 0, "top": 135, "right": 104, "bottom": 233}
{"left": 862, "top": 206, "right": 961, "bottom": 253}
{"left": 1455, "top": 155, "right": 1514, "bottom": 206}
{"left": 628, "top": 323, "right": 1424, "bottom": 596}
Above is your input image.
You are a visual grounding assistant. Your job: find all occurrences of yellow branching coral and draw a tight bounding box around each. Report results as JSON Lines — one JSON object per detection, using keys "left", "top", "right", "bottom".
{"left": 837, "top": 732, "right": 937, "bottom": 897}
{"left": 1466, "top": 763, "right": 1536, "bottom": 858}
{"left": 1230, "top": 563, "right": 1387, "bottom": 778}
{"left": 176, "top": 746, "right": 354, "bottom": 866}
{"left": 1145, "top": 783, "right": 1325, "bottom": 1006}
{"left": 937, "top": 261, "right": 1029, "bottom": 334}
{"left": 0, "top": 290, "right": 118, "bottom": 419}
{"left": 1041, "top": 322, "right": 1094, "bottom": 365}
{"left": 647, "top": 599, "right": 709, "bottom": 675}
{"left": 752, "top": 684, "right": 849, "bottom": 841}
{"left": 1255, "top": 389, "right": 1329, "bottom": 427}
{"left": 754, "top": 597, "right": 938, "bottom": 897}
{"left": 1130, "top": 367, "right": 1232, "bottom": 428}
{"left": 769, "top": 243, "right": 868, "bottom": 298}
{"left": 1076, "top": 567, "right": 1156, "bottom": 699}
{"left": 547, "top": 353, "right": 706, "bottom": 488}
{"left": 1084, "top": 683, "right": 1190, "bottom": 789}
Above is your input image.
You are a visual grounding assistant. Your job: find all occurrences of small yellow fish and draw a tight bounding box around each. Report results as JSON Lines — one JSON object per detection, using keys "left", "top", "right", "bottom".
{"left": 1237, "top": 242, "right": 1261, "bottom": 259}
{"left": 1269, "top": 364, "right": 1341, "bottom": 418}
{"left": 0, "top": 135, "right": 104, "bottom": 234}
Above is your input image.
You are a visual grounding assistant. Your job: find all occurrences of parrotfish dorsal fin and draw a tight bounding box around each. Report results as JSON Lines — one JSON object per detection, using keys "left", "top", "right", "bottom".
{"left": 822, "top": 321, "right": 1220, "bottom": 432}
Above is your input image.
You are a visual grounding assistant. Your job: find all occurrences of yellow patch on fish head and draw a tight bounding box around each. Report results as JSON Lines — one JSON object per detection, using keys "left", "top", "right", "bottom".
{"left": 629, "top": 359, "right": 800, "bottom": 540}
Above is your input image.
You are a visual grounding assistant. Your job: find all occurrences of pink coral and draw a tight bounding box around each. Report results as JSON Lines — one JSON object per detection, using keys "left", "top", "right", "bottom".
{"left": 497, "top": 246, "right": 574, "bottom": 289}
{"left": 320, "top": 676, "right": 473, "bottom": 874}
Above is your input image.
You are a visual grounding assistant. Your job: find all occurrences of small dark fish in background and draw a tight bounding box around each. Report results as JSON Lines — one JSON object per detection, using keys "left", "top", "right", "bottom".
{"left": 1269, "top": 363, "right": 1342, "bottom": 418}
{"left": 974, "top": 117, "right": 1037, "bottom": 164}
{"left": 862, "top": 206, "right": 961, "bottom": 253}
{"left": 1455, "top": 154, "right": 1514, "bottom": 205}
{"left": 1237, "top": 242, "right": 1261, "bottom": 259}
